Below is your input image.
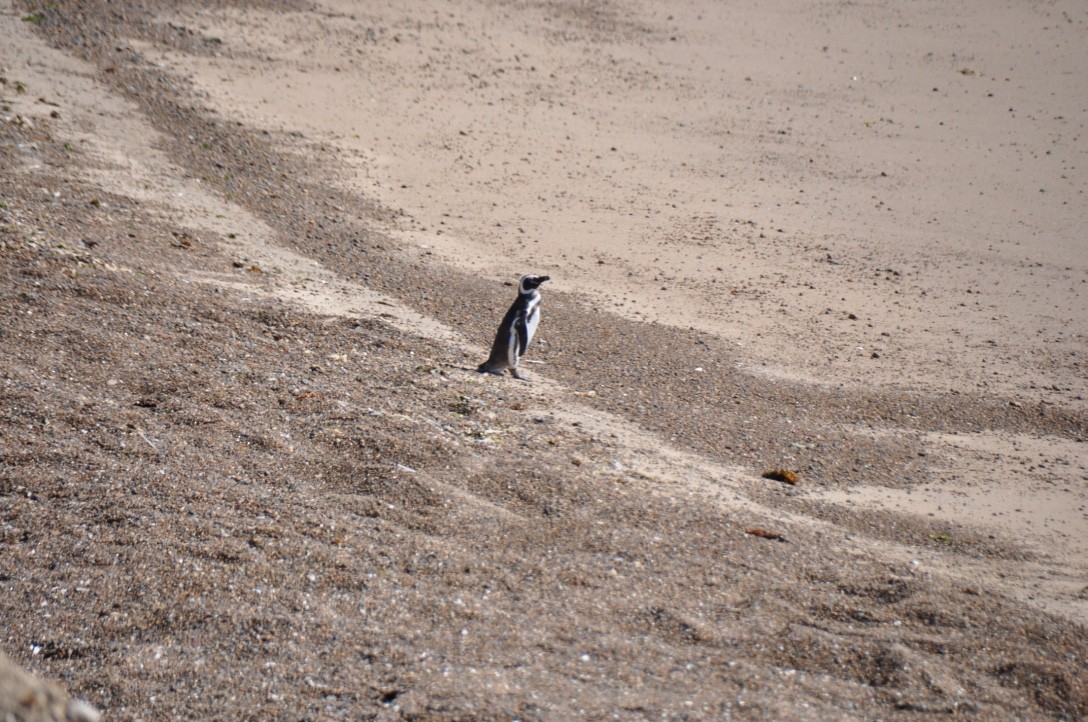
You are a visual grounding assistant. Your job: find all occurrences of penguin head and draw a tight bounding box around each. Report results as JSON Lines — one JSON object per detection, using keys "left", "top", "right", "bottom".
{"left": 518, "top": 274, "right": 550, "bottom": 294}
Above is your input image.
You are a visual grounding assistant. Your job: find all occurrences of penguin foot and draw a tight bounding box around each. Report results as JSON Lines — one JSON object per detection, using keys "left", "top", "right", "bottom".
{"left": 477, "top": 362, "right": 505, "bottom": 376}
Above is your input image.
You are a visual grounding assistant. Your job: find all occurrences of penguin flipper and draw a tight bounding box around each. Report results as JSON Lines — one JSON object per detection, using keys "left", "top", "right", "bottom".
{"left": 514, "top": 310, "right": 531, "bottom": 356}
{"left": 507, "top": 324, "right": 522, "bottom": 370}
{"left": 523, "top": 305, "right": 540, "bottom": 352}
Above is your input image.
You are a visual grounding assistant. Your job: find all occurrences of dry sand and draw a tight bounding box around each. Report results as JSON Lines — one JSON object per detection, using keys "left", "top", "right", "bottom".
{"left": 2, "top": 0, "right": 1086, "bottom": 719}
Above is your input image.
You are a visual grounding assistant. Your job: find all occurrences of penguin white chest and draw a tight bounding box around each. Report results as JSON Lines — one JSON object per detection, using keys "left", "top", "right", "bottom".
{"left": 507, "top": 293, "right": 541, "bottom": 367}
{"left": 523, "top": 297, "right": 542, "bottom": 346}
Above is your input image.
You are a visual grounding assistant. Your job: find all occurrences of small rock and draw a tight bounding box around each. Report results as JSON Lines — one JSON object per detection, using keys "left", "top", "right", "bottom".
{"left": 746, "top": 527, "right": 787, "bottom": 542}
{"left": 762, "top": 469, "right": 800, "bottom": 485}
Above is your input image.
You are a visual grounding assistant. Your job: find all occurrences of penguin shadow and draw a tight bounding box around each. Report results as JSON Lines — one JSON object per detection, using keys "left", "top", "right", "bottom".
{"left": 447, "top": 363, "right": 535, "bottom": 382}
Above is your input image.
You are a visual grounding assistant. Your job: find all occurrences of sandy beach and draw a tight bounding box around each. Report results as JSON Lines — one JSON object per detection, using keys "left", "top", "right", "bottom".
{"left": 2, "top": 0, "right": 1086, "bottom": 719}
{"left": 142, "top": 0, "right": 1088, "bottom": 595}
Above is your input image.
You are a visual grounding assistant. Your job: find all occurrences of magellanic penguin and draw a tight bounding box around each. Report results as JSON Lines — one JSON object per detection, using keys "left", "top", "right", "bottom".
{"left": 477, "top": 274, "right": 550, "bottom": 380}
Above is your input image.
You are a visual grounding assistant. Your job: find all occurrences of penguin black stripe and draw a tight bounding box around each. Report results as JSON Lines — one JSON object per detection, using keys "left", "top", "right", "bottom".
{"left": 477, "top": 274, "right": 549, "bottom": 380}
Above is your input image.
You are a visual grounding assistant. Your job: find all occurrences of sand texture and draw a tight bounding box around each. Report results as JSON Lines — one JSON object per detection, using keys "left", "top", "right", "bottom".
{"left": 2, "top": 0, "right": 1086, "bottom": 719}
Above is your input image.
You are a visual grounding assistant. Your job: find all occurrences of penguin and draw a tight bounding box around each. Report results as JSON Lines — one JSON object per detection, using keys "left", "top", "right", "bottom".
{"left": 477, "top": 274, "right": 550, "bottom": 380}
